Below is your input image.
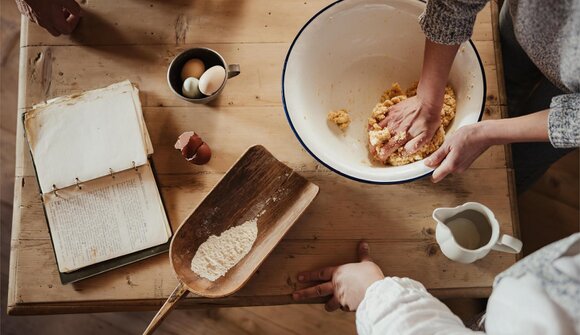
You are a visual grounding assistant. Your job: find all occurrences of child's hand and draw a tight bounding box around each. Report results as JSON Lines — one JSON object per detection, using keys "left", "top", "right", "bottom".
{"left": 292, "top": 242, "right": 384, "bottom": 312}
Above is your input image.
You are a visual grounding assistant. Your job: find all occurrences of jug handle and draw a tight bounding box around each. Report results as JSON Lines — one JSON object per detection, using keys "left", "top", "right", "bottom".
{"left": 492, "top": 234, "right": 523, "bottom": 254}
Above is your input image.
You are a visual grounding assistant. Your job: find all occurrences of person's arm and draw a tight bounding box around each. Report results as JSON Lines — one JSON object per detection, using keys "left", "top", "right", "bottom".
{"left": 484, "top": 110, "right": 550, "bottom": 144}
{"left": 292, "top": 242, "right": 480, "bottom": 335}
{"left": 356, "top": 277, "right": 481, "bottom": 335}
{"left": 424, "top": 110, "right": 549, "bottom": 182}
{"left": 376, "top": 0, "right": 489, "bottom": 160}
{"left": 377, "top": 41, "right": 458, "bottom": 159}
{"left": 425, "top": 102, "right": 580, "bottom": 183}
{"left": 15, "top": 0, "right": 81, "bottom": 37}
{"left": 419, "top": 0, "right": 489, "bottom": 46}
{"left": 417, "top": 40, "right": 460, "bottom": 108}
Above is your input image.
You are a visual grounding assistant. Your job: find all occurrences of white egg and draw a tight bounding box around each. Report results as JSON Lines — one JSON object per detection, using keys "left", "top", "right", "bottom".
{"left": 198, "top": 65, "right": 226, "bottom": 96}
{"left": 182, "top": 77, "right": 203, "bottom": 99}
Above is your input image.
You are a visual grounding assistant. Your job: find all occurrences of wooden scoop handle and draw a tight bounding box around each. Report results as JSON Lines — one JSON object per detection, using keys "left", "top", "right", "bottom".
{"left": 143, "top": 282, "right": 189, "bottom": 335}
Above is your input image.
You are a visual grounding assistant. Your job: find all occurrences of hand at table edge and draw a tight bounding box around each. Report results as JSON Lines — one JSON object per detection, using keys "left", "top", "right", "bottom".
{"left": 292, "top": 241, "right": 384, "bottom": 312}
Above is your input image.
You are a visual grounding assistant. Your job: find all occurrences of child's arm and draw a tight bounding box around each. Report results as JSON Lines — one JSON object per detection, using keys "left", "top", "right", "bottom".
{"left": 356, "top": 277, "right": 482, "bottom": 335}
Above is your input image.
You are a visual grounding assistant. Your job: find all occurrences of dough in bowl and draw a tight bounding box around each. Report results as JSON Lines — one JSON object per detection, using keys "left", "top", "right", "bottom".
{"left": 368, "top": 83, "right": 456, "bottom": 166}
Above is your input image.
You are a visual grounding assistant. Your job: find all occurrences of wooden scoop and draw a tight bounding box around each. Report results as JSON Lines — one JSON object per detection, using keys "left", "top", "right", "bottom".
{"left": 143, "top": 145, "right": 319, "bottom": 334}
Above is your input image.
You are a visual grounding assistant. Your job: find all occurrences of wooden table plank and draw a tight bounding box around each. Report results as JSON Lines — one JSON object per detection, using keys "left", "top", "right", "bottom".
{"left": 18, "top": 42, "right": 500, "bottom": 109}
{"left": 14, "top": 104, "right": 505, "bottom": 178}
{"left": 9, "top": 0, "right": 516, "bottom": 315}
{"left": 16, "top": 167, "right": 516, "bottom": 241}
{"left": 10, "top": 232, "right": 513, "bottom": 306}
{"left": 21, "top": 1, "right": 493, "bottom": 47}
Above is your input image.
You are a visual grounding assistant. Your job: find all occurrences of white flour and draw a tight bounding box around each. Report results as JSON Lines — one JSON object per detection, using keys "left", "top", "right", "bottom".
{"left": 191, "top": 218, "right": 258, "bottom": 281}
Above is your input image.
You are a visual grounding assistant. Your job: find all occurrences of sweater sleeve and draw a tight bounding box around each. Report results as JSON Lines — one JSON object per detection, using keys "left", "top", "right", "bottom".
{"left": 419, "top": 0, "right": 489, "bottom": 45}
{"left": 548, "top": 93, "right": 580, "bottom": 148}
{"left": 356, "top": 277, "right": 483, "bottom": 335}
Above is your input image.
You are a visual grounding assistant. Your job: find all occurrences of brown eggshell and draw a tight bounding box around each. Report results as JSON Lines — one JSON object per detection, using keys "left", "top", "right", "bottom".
{"left": 180, "top": 58, "right": 206, "bottom": 81}
{"left": 174, "top": 131, "right": 212, "bottom": 165}
{"left": 191, "top": 142, "right": 212, "bottom": 165}
{"left": 181, "top": 134, "right": 204, "bottom": 160}
{"left": 174, "top": 131, "right": 195, "bottom": 150}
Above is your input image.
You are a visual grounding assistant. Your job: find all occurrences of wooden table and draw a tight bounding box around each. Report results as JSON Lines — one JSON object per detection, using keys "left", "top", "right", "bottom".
{"left": 8, "top": 0, "right": 517, "bottom": 315}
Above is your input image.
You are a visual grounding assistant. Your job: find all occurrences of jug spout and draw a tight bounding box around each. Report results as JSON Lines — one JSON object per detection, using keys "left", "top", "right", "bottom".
{"left": 433, "top": 207, "right": 453, "bottom": 243}
{"left": 433, "top": 207, "right": 452, "bottom": 224}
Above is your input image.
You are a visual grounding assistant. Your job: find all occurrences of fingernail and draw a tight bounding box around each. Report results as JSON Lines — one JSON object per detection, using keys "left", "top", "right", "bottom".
{"left": 298, "top": 275, "right": 304, "bottom": 281}
{"left": 292, "top": 293, "right": 300, "bottom": 300}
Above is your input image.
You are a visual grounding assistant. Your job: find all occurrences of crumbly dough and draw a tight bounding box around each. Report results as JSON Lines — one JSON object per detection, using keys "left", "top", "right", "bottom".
{"left": 327, "top": 109, "right": 351, "bottom": 130}
{"left": 368, "top": 82, "right": 456, "bottom": 166}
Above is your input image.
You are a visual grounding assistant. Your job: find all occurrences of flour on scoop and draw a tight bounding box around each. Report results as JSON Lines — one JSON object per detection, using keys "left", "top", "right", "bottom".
{"left": 191, "top": 218, "right": 258, "bottom": 281}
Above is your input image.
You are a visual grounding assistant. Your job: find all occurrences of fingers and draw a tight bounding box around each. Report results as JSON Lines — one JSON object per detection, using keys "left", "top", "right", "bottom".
{"left": 403, "top": 132, "right": 428, "bottom": 154}
{"left": 297, "top": 266, "right": 337, "bottom": 283}
{"left": 378, "top": 134, "right": 407, "bottom": 161}
{"left": 60, "top": 0, "right": 82, "bottom": 16}
{"left": 378, "top": 103, "right": 402, "bottom": 128}
{"left": 424, "top": 143, "right": 450, "bottom": 168}
{"left": 358, "top": 241, "right": 371, "bottom": 262}
{"left": 431, "top": 151, "right": 456, "bottom": 183}
{"left": 52, "top": 7, "right": 75, "bottom": 34}
{"left": 65, "top": 9, "right": 81, "bottom": 29}
{"left": 324, "top": 296, "right": 341, "bottom": 312}
{"left": 52, "top": 4, "right": 83, "bottom": 35}
{"left": 292, "top": 282, "right": 334, "bottom": 301}
{"left": 378, "top": 114, "right": 392, "bottom": 129}
{"left": 378, "top": 106, "right": 396, "bottom": 128}
{"left": 51, "top": 0, "right": 81, "bottom": 36}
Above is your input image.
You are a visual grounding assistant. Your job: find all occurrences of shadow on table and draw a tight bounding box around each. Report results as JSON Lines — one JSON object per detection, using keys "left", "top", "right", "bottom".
{"left": 69, "top": 9, "right": 157, "bottom": 62}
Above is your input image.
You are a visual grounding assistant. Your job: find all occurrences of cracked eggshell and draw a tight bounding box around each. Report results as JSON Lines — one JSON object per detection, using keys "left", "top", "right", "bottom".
{"left": 198, "top": 65, "right": 226, "bottom": 96}
{"left": 174, "top": 131, "right": 195, "bottom": 150}
{"left": 182, "top": 77, "right": 203, "bottom": 99}
{"left": 191, "top": 143, "right": 211, "bottom": 165}
{"left": 180, "top": 58, "right": 206, "bottom": 80}
{"left": 174, "top": 131, "right": 212, "bottom": 165}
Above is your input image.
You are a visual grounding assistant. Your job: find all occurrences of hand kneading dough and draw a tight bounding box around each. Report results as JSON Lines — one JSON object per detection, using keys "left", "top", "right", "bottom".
{"left": 367, "top": 82, "right": 456, "bottom": 166}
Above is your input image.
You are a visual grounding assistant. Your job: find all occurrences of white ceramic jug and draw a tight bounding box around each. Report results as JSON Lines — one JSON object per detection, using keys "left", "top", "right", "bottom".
{"left": 433, "top": 202, "right": 522, "bottom": 264}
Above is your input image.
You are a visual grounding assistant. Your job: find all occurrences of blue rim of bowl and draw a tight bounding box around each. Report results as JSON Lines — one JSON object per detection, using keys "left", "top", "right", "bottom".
{"left": 281, "top": 0, "right": 487, "bottom": 185}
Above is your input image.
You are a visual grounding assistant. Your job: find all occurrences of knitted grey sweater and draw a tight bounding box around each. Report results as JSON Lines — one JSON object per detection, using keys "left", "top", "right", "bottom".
{"left": 419, "top": 0, "right": 580, "bottom": 148}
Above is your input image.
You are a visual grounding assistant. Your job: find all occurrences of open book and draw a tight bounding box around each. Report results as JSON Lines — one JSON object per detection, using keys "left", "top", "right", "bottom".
{"left": 24, "top": 81, "right": 172, "bottom": 282}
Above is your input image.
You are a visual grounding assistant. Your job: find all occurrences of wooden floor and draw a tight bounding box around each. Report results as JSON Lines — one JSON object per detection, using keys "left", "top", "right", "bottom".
{"left": 1, "top": 1, "right": 578, "bottom": 333}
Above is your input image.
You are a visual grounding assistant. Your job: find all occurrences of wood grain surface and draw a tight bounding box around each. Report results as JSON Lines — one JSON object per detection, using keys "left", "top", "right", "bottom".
{"left": 171, "top": 145, "right": 319, "bottom": 298}
{"left": 9, "top": 0, "right": 520, "bottom": 315}
{"left": 145, "top": 146, "right": 319, "bottom": 334}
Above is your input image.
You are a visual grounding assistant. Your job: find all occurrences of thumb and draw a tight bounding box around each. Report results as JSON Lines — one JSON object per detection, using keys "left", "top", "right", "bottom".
{"left": 358, "top": 241, "right": 372, "bottom": 262}
{"left": 424, "top": 142, "right": 449, "bottom": 168}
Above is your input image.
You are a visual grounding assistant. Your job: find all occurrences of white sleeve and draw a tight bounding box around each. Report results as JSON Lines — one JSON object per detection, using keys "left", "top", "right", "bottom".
{"left": 485, "top": 274, "right": 578, "bottom": 335}
{"left": 356, "top": 277, "right": 483, "bottom": 335}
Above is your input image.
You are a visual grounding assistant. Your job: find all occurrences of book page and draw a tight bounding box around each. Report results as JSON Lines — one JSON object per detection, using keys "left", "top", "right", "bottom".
{"left": 24, "top": 81, "right": 150, "bottom": 194}
{"left": 43, "top": 163, "right": 171, "bottom": 273}
{"left": 131, "top": 86, "right": 154, "bottom": 155}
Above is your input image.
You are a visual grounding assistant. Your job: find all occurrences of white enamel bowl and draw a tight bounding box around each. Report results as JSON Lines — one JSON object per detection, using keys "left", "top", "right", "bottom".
{"left": 282, "top": 0, "right": 486, "bottom": 184}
